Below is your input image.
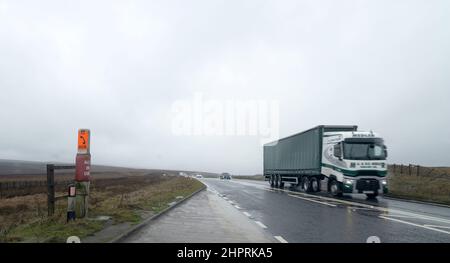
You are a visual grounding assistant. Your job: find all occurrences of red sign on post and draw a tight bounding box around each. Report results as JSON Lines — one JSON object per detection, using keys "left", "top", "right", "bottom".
{"left": 75, "top": 153, "right": 91, "bottom": 181}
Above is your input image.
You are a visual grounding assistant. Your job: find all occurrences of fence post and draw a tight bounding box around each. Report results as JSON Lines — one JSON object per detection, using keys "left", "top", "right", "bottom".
{"left": 417, "top": 165, "right": 420, "bottom": 176}
{"left": 409, "top": 164, "right": 412, "bottom": 176}
{"left": 400, "top": 164, "right": 403, "bottom": 174}
{"left": 393, "top": 164, "right": 396, "bottom": 173}
{"left": 47, "top": 164, "right": 55, "bottom": 216}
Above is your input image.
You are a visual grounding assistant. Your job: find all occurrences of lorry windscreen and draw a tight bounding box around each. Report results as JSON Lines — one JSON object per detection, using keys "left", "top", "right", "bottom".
{"left": 343, "top": 138, "right": 387, "bottom": 160}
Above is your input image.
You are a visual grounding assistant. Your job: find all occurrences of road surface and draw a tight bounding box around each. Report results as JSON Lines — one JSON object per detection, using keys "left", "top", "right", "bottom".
{"left": 124, "top": 186, "right": 276, "bottom": 243}
{"left": 125, "top": 178, "right": 450, "bottom": 243}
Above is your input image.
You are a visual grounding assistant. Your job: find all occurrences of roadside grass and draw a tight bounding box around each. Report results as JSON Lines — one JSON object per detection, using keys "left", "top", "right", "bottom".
{"left": 8, "top": 217, "right": 105, "bottom": 243}
{"left": 0, "top": 175, "right": 204, "bottom": 242}
{"left": 387, "top": 174, "right": 450, "bottom": 205}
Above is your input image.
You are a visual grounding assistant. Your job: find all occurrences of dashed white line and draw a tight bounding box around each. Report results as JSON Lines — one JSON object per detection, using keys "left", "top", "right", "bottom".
{"left": 234, "top": 205, "right": 242, "bottom": 209}
{"left": 288, "top": 194, "right": 337, "bottom": 207}
{"left": 274, "top": 236, "right": 288, "bottom": 243}
{"left": 243, "top": 212, "right": 252, "bottom": 217}
{"left": 379, "top": 216, "right": 450, "bottom": 235}
{"left": 255, "top": 221, "right": 268, "bottom": 229}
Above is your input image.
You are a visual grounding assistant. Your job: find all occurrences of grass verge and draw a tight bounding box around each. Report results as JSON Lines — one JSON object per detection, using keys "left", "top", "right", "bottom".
{"left": 387, "top": 174, "right": 450, "bottom": 205}
{"left": 1, "top": 175, "right": 204, "bottom": 242}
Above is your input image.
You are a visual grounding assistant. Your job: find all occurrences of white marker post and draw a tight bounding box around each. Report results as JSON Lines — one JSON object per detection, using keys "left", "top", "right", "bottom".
{"left": 67, "top": 184, "right": 76, "bottom": 222}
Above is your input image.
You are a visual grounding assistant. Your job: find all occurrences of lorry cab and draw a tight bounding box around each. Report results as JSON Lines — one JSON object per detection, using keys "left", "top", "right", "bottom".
{"left": 322, "top": 131, "right": 388, "bottom": 198}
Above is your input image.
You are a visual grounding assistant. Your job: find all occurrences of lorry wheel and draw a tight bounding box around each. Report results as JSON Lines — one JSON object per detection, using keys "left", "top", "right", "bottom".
{"left": 310, "top": 177, "right": 320, "bottom": 192}
{"left": 275, "top": 175, "right": 280, "bottom": 188}
{"left": 279, "top": 181, "right": 284, "bottom": 188}
{"left": 330, "top": 180, "right": 343, "bottom": 197}
{"left": 269, "top": 175, "right": 275, "bottom": 187}
{"left": 302, "top": 177, "right": 311, "bottom": 192}
{"left": 277, "top": 175, "right": 284, "bottom": 188}
{"left": 366, "top": 192, "right": 378, "bottom": 199}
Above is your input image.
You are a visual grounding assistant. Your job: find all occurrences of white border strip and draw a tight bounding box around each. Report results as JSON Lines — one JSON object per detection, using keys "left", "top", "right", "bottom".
{"left": 255, "top": 221, "right": 268, "bottom": 229}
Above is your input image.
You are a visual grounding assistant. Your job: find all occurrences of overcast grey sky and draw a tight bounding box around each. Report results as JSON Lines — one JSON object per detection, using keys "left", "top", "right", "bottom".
{"left": 1, "top": 0, "right": 449, "bottom": 174}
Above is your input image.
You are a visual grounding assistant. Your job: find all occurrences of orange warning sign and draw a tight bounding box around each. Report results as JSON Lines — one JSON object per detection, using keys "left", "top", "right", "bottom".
{"left": 77, "top": 129, "right": 90, "bottom": 153}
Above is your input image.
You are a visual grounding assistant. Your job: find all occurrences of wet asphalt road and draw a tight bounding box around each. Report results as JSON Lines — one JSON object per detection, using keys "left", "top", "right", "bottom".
{"left": 201, "top": 178, "right": 450, "bottom": 243}
{"left": 125, "top": 178, "right": 450, "bottom": 243}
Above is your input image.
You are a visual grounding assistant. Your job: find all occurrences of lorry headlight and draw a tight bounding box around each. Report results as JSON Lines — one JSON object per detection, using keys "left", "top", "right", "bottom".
{"left": 381, "top": 180, "right": 387, "bottom": 185}
{"left": 344, "top": 179, "right": 354, "bottom": 185}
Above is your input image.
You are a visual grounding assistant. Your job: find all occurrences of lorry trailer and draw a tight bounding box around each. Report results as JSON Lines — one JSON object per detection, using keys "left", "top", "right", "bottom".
{"left": 263, "top": 125, "right": 388, "bottom": 198}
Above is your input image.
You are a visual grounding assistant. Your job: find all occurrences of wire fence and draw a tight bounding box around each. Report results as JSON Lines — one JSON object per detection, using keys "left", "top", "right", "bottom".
{"left": 0, "top": 180, "right": 73, "bottom": 199}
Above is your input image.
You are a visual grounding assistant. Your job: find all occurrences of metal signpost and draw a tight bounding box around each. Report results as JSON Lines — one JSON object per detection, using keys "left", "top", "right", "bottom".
{"left": 75, "top": 129, "right": 91, "bottom": 218}
{"left": 46, "top": 129, "right": 91, "bottom": 221}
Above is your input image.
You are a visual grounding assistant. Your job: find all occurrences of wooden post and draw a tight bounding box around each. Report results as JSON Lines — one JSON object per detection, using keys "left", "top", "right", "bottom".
{"left": 417, "top": 165, "right": 420, "bottom": 176}
{"left": 400, "top": 164, "right": 403, "bottom": 174}
{"left": 409, "top": 164, "right": 412, "bottom": 176}
{"left": 47, "top": 164, "right": 55, "bottom": 216}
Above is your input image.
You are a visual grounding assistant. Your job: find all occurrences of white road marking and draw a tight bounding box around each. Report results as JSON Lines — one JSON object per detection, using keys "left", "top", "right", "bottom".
{"left": 379, "top": 216, "right": 450, "bottom": 235}
{"left": 274, "top": 236, "right": 288, "bottom": 243}
{"left": 223, "top": 197, "right": 228, "bottom": 200}
{"left": 288, "top": 194, "right": 336, "bottom": 207}
{"left": 255, "top": 221, "right": 268, "bottom": 229}
{"left": 243, "top": 212, "right": 252, "bottom": 217}
{"left": 423, "top": 225, "right": 450, "bottom": 229}
{"left": 387, "top": 209, "right": 450, "bottom": 225}
{"left": 379, "top": 214, "right": 416, "bottom": 219}
{"left": 234, "top": 205, "right": 242, "bottom": 209}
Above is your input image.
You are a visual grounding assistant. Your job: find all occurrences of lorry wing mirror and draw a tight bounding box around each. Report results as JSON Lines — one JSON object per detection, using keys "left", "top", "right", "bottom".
{"left": 333, "top": 144, "right": 342, "bottom": 159}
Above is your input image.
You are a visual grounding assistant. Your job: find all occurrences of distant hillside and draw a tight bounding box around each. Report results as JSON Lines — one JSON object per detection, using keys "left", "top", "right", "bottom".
{"left": 0, "top": 159, "right": 219, "bottom": 178}
{"left": 0, "top": 159, "right": 152, "bottom": 176}
{"left": 0, "top": 159, "right": 49, "bottom": 175}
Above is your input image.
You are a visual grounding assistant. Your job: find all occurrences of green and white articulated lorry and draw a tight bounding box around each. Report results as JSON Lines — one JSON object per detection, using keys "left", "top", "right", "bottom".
{"left": 264, "top": 125, "right": 388, "bottom": 198}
